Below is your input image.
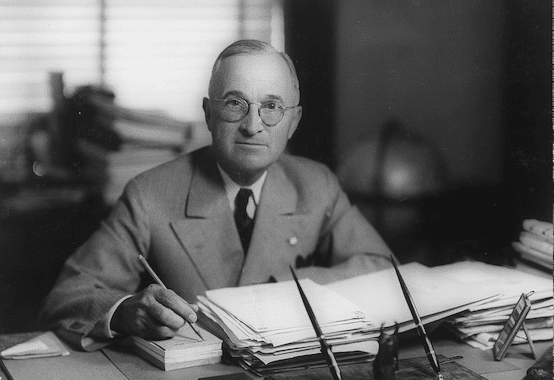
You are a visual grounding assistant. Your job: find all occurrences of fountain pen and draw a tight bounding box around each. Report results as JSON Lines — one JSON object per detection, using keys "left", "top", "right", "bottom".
{"left": 289, "top": 266, "right": 342, "bottom": 380}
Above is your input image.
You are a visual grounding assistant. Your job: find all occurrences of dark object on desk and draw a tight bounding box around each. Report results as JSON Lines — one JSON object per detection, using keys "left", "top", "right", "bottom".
{"left": 264, "top": 362, "right": 371, "bottom": 380}
{"left": 289, "top": 266, "right": 342, "bottom": 380}
{"left": 395, "top": 355, "right": 485, "bottom": 380}
{"left": 526, "top": 345, "right": 553, "bottom": 380}
{"left": 199, "top": 374, "right": 253, "bottom": 380}
{"left": 373, "top": 323, "right": 399, "bottom": 380}
{"left": 265, "top": 355, "right": 485, "bottom": 380}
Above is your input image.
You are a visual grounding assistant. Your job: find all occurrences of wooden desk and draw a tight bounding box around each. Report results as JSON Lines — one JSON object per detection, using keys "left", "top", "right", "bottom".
{"left": 1, "top": 331, "right": 549, "bottom": 380}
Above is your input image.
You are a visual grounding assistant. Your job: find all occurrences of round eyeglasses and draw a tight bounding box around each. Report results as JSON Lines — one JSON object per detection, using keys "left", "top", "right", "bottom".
{"left": 210, "top": 97, "right": 299, "bottom": 126}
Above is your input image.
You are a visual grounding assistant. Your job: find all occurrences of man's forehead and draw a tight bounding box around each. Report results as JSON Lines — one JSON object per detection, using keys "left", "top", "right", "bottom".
{"left": 212, "top": 53, "right": 295, "bottom": 97}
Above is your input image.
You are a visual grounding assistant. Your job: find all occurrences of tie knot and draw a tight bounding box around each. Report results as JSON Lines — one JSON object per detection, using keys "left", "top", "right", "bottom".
{"left": 236, "top": 188, "right": 253, "bottom": 209}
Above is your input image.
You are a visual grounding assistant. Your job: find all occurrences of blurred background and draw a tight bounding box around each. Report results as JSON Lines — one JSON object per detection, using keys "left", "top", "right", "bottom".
{"left": 0, "top": 0, "right": 551, "bottom": 333}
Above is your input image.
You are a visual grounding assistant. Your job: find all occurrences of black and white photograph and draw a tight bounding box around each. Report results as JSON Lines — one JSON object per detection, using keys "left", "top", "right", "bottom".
{"left": 0, "top": 1, "right": 551, "bottom": 379}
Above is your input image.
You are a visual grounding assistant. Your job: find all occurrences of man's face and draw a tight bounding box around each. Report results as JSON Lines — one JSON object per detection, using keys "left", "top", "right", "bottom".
{"left": 203, "top": 53, "right": 302, "bottom": 185}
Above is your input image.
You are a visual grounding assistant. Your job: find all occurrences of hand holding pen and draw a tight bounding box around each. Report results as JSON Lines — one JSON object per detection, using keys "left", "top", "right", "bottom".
{"left": 110, "top": 255, "right": 204, "bottom": 341}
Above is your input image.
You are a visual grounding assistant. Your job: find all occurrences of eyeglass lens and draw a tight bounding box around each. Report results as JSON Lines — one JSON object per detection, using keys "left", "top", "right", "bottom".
{"left": 218, "top": 99, "right": 284, "bottom": 126}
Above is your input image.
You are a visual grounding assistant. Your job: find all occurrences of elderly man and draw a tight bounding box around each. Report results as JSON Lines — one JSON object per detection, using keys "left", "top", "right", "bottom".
{"left": 40, "top": 40, "right": 393, "bottom": 350}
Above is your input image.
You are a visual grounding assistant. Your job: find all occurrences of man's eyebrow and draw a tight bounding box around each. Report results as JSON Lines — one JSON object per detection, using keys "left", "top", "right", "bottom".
{"left": 220, "top": 90, "right": 247, "bottom": 99}
{"left": 219, "top": 91, "right": 285, "bottom": 103}
{"left": 264, "top": 94, "right": 285, "bottom": 102}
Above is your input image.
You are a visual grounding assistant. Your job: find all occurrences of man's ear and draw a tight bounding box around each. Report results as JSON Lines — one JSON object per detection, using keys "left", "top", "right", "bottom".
{"left": 202, "top": 97, "right": 212, "bottom": 131}
{"left": 287, "top": 106, "right": 302, "bottom": 139}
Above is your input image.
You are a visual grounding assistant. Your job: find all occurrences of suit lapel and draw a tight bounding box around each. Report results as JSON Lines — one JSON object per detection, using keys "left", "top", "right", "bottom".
{"left": 170, "top": 149, "right": 244, "bottom": 290}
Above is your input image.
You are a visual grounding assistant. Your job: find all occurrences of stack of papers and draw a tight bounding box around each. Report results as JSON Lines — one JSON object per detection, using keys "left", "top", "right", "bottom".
{"left": 197, "top": 278, "right": 378, "bottom": 375}
{"left": 197, "top": 263, "right": 503, "bottom": 375}
{"left": 442, "top": 261, "right": 553, "bottom": 350}
{"left": 327, "top": 262, "right": 501, "bottom": 335}
{"left": 131, "top": 324, "right": 222, "bottom": 371}
{"left": 512, "top": 219, "right": 553, "bottom": 270}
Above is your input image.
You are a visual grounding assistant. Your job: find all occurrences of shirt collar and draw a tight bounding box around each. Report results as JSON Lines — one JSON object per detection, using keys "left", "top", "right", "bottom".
{"left": 217, "top": 165, "right": 267, "bottom": 210}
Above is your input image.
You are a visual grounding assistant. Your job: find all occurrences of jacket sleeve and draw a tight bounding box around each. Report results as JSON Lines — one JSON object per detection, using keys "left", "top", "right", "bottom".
{"left": 38, "top": 179, "right": 150, "bottom": 351}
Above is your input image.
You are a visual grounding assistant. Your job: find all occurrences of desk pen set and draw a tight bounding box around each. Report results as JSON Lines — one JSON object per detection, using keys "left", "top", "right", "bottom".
{"left": 290, "top": 257, "right": 444, "bottom": 380}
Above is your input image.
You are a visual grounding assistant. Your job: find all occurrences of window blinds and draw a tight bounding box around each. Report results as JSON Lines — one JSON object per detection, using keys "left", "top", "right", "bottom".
{"left": 0, "top": 0, "right": 101, "bottom": 114}
{"left": 1, "top": 0, "right": 282, "bottom": 121}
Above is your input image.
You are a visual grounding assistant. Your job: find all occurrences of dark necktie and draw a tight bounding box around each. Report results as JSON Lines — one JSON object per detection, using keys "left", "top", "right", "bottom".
{"left": 234, "top": 188, "right": 255, "bottom": 253}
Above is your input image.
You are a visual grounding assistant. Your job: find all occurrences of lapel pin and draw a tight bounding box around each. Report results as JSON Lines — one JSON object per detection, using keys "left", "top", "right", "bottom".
{"left": 288, "top": 236, "right": 298, "bottom": 246}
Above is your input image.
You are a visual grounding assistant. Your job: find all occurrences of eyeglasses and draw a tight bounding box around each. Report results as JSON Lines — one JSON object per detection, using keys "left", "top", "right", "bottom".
{"left": 210, "top": 97, "right": 299, "bottom": 126}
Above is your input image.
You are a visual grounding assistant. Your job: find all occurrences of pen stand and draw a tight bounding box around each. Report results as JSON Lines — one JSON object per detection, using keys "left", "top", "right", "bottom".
{"left": 373, "top": 323, "right": 399, "bottom": 380}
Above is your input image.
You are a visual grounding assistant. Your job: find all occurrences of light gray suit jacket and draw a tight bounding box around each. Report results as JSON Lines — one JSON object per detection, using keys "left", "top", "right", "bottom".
{"left": 39, "top": 147, "right": 392, "bottom": 350}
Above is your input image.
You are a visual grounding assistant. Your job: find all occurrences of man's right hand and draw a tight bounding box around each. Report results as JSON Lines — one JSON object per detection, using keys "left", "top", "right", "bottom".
{"left": 111, "top": 284, "right": 199, "bottom": 339}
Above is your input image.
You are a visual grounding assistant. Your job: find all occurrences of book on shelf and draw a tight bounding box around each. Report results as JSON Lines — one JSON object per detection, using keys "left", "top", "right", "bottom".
{"left": 68, "top": 85, "right": 199, "bottom": 204}
{"left": 131, "top": 324, "right": 222, "bottom": 371}
{"left": 75, "top": 139, "right": 180, "bottom": 204}
{"left": 111, "top": 118, "right": 187, "bottom": 149}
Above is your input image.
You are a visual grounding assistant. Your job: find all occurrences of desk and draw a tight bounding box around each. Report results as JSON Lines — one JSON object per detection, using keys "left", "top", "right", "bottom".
{"left": 1, "top": 331, "right": 549, "bottom": 380}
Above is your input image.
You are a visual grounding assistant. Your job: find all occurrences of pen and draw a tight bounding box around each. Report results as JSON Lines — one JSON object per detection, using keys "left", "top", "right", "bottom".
{"left": 390, "top": 256, "right": 443, "bottom": 380}
{"left": 138, "top": 254, "right": 204, "bottom": 341}
{"left": 289, "top": 266, "right": 342, "bottom": 380}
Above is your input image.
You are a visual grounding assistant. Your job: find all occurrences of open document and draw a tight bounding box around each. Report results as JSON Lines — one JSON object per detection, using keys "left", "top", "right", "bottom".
{"left": 327, "top": 262, "right": 501, "bottom": 334}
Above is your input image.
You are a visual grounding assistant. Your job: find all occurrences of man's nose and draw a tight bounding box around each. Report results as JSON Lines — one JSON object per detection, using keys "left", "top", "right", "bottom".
{"left": 240, "top": 104, "right": 264, "bottom": 135}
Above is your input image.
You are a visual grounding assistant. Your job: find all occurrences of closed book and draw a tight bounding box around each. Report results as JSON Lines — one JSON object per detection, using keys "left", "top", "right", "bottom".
{"left": 512, "top": 241, "right": 552, "bottom": 270}
{"left": 523, "top": 219, "right": 554, "bottom": 243}
{"left": 519, "top": 231, "right": 553, "bottom": 257}
{"left": 112, "top": 119, "right": 186, "bottom": 148}
{"left": 131, "top": 324, "right": 222, "bottom": 371}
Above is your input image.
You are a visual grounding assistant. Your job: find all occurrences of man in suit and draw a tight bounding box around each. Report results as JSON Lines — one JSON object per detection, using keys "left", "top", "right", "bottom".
{"left": 40, "top": 40, "right": 393, "bottom": 350}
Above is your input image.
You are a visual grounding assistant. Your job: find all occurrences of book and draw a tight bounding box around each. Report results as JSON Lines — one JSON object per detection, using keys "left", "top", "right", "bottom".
{"left": 523, "top": 219, "right": 553, "bottom": 243}
{"left": 512, "top": 241, "right": 552, "bottom": 270}
{"left": 519, "top": 231, "right": 553, "bottom": 256}
{"left": 76, "top": 139, "right": 179, "bottom": 204}
{"left": 131, "top": 324, "right": 222, "bottom": 371}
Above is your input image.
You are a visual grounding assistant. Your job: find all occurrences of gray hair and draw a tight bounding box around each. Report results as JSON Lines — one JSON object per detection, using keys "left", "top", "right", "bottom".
{"left": 208, "top": 39, "right": 300, "bottom": 103}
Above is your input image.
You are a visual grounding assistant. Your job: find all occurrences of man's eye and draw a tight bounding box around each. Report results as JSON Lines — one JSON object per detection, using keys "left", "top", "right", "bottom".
{"left": 225, "top": 99, "right": 245, "bottom": 110}
{"left": 262, "top": 102, "right": 280, "bottom": 111}
{"left": 226, "top": 99, "right": 242, "bottom": 106}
